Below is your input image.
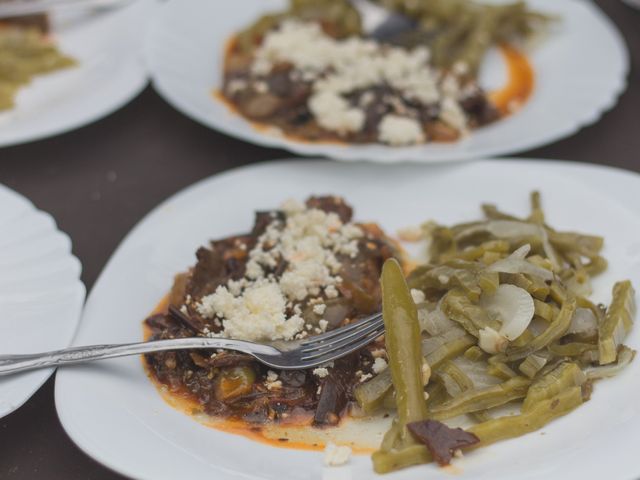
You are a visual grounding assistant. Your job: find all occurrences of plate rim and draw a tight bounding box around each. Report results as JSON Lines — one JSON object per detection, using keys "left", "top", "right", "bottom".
{"left": 0, "top": 183, "right": 86, "bottom": 418}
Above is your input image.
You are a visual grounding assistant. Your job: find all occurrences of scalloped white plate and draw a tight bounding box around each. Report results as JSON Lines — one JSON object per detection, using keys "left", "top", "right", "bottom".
{"left": 0, "top": 184, "right": 85, "bottom": 418}
{"left": 145, "top": 0, "right": 629, "bottom": 163}
{"left": 56, "top": 159, "right": 640, "bottom": 480}
{"left": 0, "top": 0, "right": 156, "bottom": 148}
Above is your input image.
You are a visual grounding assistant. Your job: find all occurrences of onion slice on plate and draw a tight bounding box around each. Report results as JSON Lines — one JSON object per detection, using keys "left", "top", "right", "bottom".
{"left": 486, "top": 244, "right": 554, "bottom": 281}
{"left": 480, "top": 284, "right": 535, "bottom": 354}
{"left": 567, "top": 308, "right": 598, "bottom": 337}
{"left": 454, "top": 221, "right": 541, "bottom": 241}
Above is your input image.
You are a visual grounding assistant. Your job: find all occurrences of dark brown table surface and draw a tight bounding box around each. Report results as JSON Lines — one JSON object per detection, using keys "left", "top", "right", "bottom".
{"left": 0, "top": 1, "right": 639, "bottom": 478}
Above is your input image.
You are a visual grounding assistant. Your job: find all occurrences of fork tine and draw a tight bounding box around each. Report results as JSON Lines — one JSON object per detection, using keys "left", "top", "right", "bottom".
{"left": 300, "top": 312, "right": 382, "bottom": 346}
{"left": 299, "top": 325, "right": 385, "bottom": 365}
{"left": 300, "top": 317, "right": 384, "bottom": 355}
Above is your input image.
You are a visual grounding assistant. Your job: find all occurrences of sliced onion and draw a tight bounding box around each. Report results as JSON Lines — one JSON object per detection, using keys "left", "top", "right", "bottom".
{"left": 478, "top": 326, "right": 508, "bottom": 354}
{"left": 567, "top": 308, "right": 598, "bottom": 336}
{"left": 565, "top": 276, "right": 593, "bottom": 297}
{"left": 421, "top": 327, "right": 466, "bottom": 357}
{"left": 486, "top": 248, "right": 554, "bottom": 281}
{"left": 540, "top": 227, "right": 562, "bottom": 271}
{"left": 584, "top": 346, "right": 635, "bottom": 380}
{"left": 481, "top": 284, "right": 535, "bottom": 340}
{"left": 452, "top": 357, "right": 501, "bottom": 388}
{"left": 419, "top": 304, "right": 456, "bottom": 336}
{"left": 455, "top": 221, "right": 541, "bottom": 242}
{"left": 510, "top": 243, "right": 531, "bottom": 260}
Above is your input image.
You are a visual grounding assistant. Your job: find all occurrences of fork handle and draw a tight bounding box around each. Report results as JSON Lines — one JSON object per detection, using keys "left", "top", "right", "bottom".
{"left": 0, "top": 337, "right": 261, "bottom": 376}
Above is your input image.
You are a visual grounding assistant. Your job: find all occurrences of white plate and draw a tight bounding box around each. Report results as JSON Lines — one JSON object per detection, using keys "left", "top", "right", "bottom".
{"left": 0, "top": 184, "right": 85, "bottom": 418}
{"left": 145, "top": 0, "right": 628, "bottom": 163}
{"left": 56, "top": 158, "right": 640, "bottom": 480}
{"left": 0, "top": 0, "right": 155, "bottom": 148}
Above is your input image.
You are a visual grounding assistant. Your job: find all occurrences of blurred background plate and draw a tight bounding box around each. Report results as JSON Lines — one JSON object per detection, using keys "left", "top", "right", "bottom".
{"left": 0, "top": 0, "right": 155, "bottom": 148}
{"left": 0, "top": 184, "right": 85, "bottom": 418}
{"left": 145, "top": 0, "right": 629, "bottom": 163}
{"left": 56, "top": 158, "right": 640, "bottom": 480}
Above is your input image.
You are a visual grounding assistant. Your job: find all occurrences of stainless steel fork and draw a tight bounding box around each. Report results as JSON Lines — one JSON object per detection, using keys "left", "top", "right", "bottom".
{"left": 0, "top": 312, "right": 384, "bottom": 376}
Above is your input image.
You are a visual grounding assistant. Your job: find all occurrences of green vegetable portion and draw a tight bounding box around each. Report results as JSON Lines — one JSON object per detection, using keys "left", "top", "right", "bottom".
{"left": 363, "top": 192, "right": 635, "bottom": 474}
{"left": 372, "top": 258, "right": 430, "bottom": 473}
{"left": 598, "top": 280, "right": 636, "bottom": 365}
{"left": 375, "top": 0, "right": 553, "bottom": 74}
{"left": 0, "top": 27, "right": 75, "bottom": 111}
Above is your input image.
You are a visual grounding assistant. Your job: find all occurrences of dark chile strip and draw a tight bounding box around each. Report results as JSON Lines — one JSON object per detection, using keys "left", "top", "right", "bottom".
{"left": 168, "top": 305, "right": 206, "bottom": 334}
{"left": 407, "top": 419, "right": 480, "bottom": 466}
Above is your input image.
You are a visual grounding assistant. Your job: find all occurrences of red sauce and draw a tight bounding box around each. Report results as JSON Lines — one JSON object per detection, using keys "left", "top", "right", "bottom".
{"left": 489, "top": 44, "right": 535, "bottom": 115}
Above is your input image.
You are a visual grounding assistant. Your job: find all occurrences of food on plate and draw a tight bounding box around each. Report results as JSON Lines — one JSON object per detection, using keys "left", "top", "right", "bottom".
{"left": 370, "top": 192, "right": 635, "bottom": 472}
{"left": 144, "top": 196, "right": 398, "bottom": 426}
{"left": 219, "top": 0, "right": 549, "bottom": 146}
{"left": 142, "top": 192, "right": 635, "bottom": 473}
{"left": 0, "top": 13, "right": 75, "bottom": 111}
{"left": 375, "top": 0, "right": 551, "bottom": 75}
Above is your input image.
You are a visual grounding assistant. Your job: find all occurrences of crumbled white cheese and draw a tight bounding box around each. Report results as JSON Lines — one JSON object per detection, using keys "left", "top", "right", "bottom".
{"left": 265, "top": 371, "right": 281, "bottom": 390}
{"left": 318, "top": 319, "right": 329, "bottom": 332}
{"left": 266, "top": 380, "right": 283, "bottom": 391}
{"left": 337, "top": 239, "right": 360, "bottom": 258}
{"left": 309, "top": 91, "right": 365, "bottom": 135}
{"left": 226, "top": 78, "right": 248, "bottom": 94}
{"left": 313, "top": 367, "right": 330, "bottom": 378}
{"left": 359, "top": 91, "right": 375, "bottom": 107}
{"left": 358, "top": 373, "right": 373, "bottom": 383}
{"left": 439, "top": 96, "right": 468, "bottom": 133}
{"left": 440, "top": 74, "right": 461, "bottom": 97}
{"left": 250, "top": 21, "right": 470, "bottom": 142}
{"left": 453, "top": 61, "right": 469, "bottom": 76}
{"left": 195, "top": 201, "right": 363, "bottom": 342}
{"left": 325, "top": 285, "right": 339, "bottom": 299}
{"left": 280, "top": 198, "right": 305, "bottom": 213}
{"left": 372, "top": 357, "right": 388, "bottom": 374}
{"left": 370, "top": 348, "right": 387, "bottom": 358}
{"left": 313, "top": 304, "right": 327, "bottom": 315}
{"left": 227, "top": 279, "right": 245, "bottom": 296}
{"left": 198, "top": 282, "right": 305, "bottom": 342}
{"left": 378, "top": 114, "right": 425, "bottom": 146}
{"left": 410, "top": 288, "right": 426, "bottom": 304}
{"left": 253, "top": 81, "right": 269, "bottom": 93}
{"left": 324, "top": 442, "right": 352, "bottom": 467}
